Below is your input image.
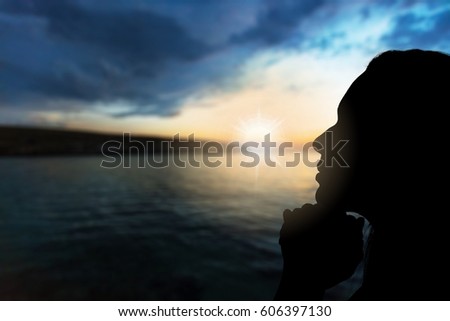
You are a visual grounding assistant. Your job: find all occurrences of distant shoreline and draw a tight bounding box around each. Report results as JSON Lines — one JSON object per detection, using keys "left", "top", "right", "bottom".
{"left": 0, "top": 126, "right": 168, "bottom": 156}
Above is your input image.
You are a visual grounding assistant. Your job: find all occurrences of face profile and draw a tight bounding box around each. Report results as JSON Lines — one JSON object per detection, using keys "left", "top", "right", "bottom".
{"left": 276, "top": 49, "right": 450, "bottom": 300}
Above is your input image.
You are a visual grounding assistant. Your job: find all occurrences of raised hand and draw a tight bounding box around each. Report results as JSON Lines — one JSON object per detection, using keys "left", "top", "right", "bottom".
{"left": 275, "top": 204, "right": 364, "bottom": 300}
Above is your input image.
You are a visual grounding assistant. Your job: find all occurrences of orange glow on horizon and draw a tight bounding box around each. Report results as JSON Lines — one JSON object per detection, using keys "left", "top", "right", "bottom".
{"left": 34, "top": 51, "right": 366, "bottom": 145}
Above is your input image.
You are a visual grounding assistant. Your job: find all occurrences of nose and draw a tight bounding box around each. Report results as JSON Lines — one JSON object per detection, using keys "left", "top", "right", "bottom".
{"left": 314, "top": 123, "right": 338, "bottom": 154}
{"left": 313, "top": 126, "right": 333, "bottom": 155}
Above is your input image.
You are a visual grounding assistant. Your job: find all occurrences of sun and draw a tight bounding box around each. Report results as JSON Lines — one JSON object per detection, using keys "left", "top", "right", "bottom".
{"left": 235, "top": 112, "right": 283, "bottom": 143}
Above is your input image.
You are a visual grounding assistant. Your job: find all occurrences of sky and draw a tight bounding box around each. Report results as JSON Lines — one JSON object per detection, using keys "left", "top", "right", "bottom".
{"left": 1, "top": 0, "right": 449, "bottom": 142}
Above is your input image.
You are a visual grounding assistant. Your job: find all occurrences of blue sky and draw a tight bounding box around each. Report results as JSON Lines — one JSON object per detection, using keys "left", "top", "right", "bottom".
{"left": 0, "top": 0, "right": 449, "bottom": 140}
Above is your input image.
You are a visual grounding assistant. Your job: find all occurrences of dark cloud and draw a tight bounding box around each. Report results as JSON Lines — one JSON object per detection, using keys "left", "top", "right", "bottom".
{"left": 0, "top": 0, "right": 214, "bottom": 116}
{"left": 43, "top": 2, "right": 210, "bottom": 63}
{"left": 1, "top": 0, "right": 449, "bottom": 121}
{"left": 2, "top": 0, "right": 212, "bottom": 62}
{"left": 382, "top": 9, "right": 450, "bottom": 50}
{"left": 2, "top": 0, "right": 329, "bottom": 118}
{"left": 231, "top": 0, "right": 325, "bottom": 46}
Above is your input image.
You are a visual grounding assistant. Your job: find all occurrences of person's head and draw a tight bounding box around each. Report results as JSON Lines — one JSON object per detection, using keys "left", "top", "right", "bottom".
{"left": 314, "top": 50, "right": 450, "bottom": 224}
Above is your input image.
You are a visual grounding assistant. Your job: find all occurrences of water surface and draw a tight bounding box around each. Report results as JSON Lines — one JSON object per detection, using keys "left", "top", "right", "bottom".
{"left": 0, "top": 155, "right": 319, "bottom": 299}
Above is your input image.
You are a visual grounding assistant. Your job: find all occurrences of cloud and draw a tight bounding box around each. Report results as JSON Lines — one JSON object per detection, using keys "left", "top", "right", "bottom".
{"left": 0, "top": 0, "right": 215, "bottom": 116}
{"left": 1, "top": 0, "right": 449, "bottom": 122}
{"left": 0, "top": 0, "right": 376, "bottom": 119}
{"left": 230, "top": 0, "right": 326, "bottom": 46}
{"left": 382, "top": 8, "right": 450, "bottom": 50}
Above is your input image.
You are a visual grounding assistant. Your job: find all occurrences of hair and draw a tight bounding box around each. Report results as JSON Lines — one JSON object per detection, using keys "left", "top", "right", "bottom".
{"left": 342, "top": 49, "right": 450, "bottom": 168}
{"left": 368, "top": 49, "right": 450, "bottom": 71}
{"left": 346, "top": 50, "right": 450, "bottom": 299}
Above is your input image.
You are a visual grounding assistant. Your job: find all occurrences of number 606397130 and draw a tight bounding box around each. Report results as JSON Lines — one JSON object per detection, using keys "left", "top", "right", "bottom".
{"left": 260, "top": 305, "right": 332, "bottom": 317}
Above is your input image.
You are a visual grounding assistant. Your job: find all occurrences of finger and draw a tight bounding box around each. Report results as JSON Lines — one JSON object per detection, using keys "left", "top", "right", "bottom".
{"left": 283, "top": 209, "right": 292, "bottom": 222}
{"left": 291, "top": 203, "right": 314, "bottom": 216}
{"left": 301, "top": 203, "right": 315, "bottom": 210}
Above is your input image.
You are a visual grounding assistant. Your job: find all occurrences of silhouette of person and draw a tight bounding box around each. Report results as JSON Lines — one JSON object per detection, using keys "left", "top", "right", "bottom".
{"left": 275, "top": 49, "right": 450, "bottom": 300}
